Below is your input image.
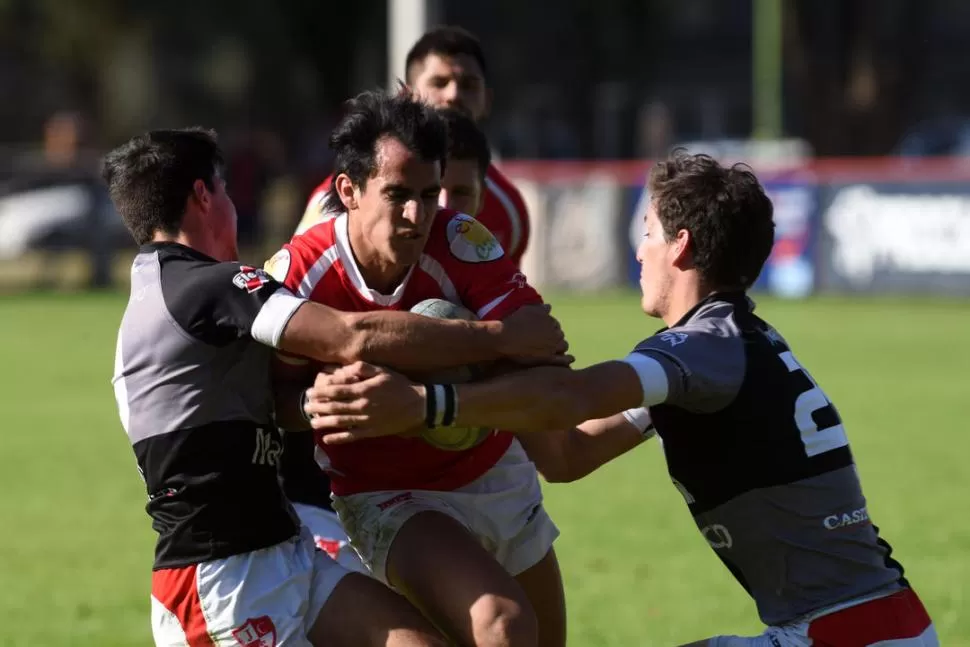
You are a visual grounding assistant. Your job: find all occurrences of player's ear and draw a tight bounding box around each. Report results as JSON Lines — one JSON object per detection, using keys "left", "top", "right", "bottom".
{"left": 670, "top": 228, "right": 693, "bottom": 269}
{"left": 334, "top": 174, "right": 359, "bottom": 211}
{"left": 190, "top": 179, "right": 210, "bottom": 211}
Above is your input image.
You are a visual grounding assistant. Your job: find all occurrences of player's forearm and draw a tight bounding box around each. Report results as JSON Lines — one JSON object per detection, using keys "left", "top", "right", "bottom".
{"left": 452, "top": 362, "right": 645, "bottom": 433}
{"left": 280, "top": 302, "right": 504, "bottom": 370}
{"left": 453, "top": 367, "right": 592, "bottom": 432}
{"left": 345, "top": 311, "right": 506, "bottom": 371}
{"left": 519, "top": 414, "right": 647, "bottom": 484}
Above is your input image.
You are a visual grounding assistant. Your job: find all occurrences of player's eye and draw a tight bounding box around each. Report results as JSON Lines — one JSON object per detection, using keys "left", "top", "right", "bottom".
{"left": 431, "top": 76, "right": 450, "bottom": 88}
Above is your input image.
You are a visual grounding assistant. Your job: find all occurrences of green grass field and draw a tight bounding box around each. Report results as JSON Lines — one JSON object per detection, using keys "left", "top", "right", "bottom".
{"left": 1, "top": 291, "right": 968, "bottom": 646}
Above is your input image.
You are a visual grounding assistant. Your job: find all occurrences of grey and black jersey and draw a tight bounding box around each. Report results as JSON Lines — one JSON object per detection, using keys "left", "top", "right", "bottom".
{"left": 279, "top": 431, "right": 334, "bottom": 511}
{"left": 112, "top": 242, "right": 306, "bottom": 569}
{"left": 622, "top": 292, "right": 906, "bottom": 626}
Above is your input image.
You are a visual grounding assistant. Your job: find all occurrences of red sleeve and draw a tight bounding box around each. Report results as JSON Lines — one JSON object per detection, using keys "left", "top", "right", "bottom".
{"left": 428, "top": 209, "right": 542, "bottom": 321}
{"left": 296, "top": 175, "right": 335, "bottom": 236}
{"left": 485, "top": 166, "right": 531, "bottom": 266}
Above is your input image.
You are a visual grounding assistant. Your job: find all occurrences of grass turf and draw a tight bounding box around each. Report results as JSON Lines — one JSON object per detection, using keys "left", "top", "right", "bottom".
{"left": 0, "top": 291, "right": 966, "bottom": 645}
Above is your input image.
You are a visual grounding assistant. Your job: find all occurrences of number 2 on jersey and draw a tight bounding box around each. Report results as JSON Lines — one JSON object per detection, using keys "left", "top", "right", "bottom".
{"left": 778, "top": 351, "right": 849, "bottom": 457}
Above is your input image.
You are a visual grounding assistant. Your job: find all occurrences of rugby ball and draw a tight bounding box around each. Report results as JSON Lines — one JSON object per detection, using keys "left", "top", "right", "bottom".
{"left": 409, "top": 298, "right": 492, "bottom": 452}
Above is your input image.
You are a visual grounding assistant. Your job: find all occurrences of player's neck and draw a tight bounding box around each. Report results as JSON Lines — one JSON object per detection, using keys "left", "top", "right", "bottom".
{"left": 151, "top": 230, "right": 235, "bottom": 262}
{"left": 662, "top": 278, "right": 718, "bottom": 327}
{"left": 345, "top": 231, "right": 410, "bottom": 294}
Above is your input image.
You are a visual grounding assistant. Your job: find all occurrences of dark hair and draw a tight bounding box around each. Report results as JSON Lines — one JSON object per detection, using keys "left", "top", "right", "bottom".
{"left": 648, "top": 150, "right": 775, "bottom": 289}
{"left": 324, "top": 91, "right": 448, "bottom": 212}
{"left": 440, "top": 108, "right": 491, "bottom": 177}
{"left": 405, "top": 25, "right": 488, "bottom": 83}
{"left": 102, "top": 128, "right": 223, "bottom": 245}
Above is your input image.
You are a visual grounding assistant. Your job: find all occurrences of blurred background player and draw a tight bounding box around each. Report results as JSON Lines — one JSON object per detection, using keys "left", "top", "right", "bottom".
{"left": 437, "top": 108, "right": 492, "bottom": 218}
{"left": 273, "top": 106, "right": 497, "bottom": 576}
{"left": 305, "top": 151, "right": 937, "bottom": 647}
{"left": 298, "top": 26, "right": 530, "bottom": 268}
{"left": 273, "top": 91, "right": 567, "bottom": 647}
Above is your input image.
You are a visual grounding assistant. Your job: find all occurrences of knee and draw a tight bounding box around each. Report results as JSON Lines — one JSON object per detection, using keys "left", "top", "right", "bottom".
{"left": 469, "top": 593, "right": 538, "bottom": 647}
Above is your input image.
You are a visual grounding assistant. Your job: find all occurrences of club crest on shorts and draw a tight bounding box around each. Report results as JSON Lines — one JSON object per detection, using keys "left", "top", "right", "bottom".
{"left": 232, "top": 616, "right": 277, "bottom": 647}
{"left": 262, "top": 249, "right": 291, "bottom": 282}
{"left": 233, "top": 266, "right": 273, "bottom": 293}
{"left": 446, "top": 213, "right": 504, "bottom": 263}
{"left": 315, "top": 537, "right": 345, "bottom": 560}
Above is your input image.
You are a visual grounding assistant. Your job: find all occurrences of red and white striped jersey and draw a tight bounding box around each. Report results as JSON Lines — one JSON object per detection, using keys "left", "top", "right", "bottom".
{"left": 268, "top": 208, "right": 542, "bottom": 495}
{"left": 297, "top": 163, "right": 531, "bottom": 266}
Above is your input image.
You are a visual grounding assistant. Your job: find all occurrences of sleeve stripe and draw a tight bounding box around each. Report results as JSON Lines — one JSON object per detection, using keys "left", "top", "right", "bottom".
{"left": 477, "top": 289, "right": 514, "bottom": 319}
{"left": 621, "top": 353, "right": 670, "bottom": 407}
{"left": 485, "top": 175, "right": 523, "bottom": 257}
{"left": 251, "top": 288, "right": 307, "bottom": 348}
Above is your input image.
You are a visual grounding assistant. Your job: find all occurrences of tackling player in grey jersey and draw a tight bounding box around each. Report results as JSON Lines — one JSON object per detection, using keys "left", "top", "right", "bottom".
{"left": 105, "top": 127, "right": 565, "bottom": 647}
{"left": 304, "top": 151, "right": 937, "bottom": 647}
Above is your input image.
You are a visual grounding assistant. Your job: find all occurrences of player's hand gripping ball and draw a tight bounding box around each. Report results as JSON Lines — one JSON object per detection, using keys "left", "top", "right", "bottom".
{"left": 409, "top": 298, "right": 493, "bottom": 451}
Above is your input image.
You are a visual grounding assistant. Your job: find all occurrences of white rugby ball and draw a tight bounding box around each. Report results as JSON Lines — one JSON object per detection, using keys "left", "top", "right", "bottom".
{"left": 409, "top": 299, "right": 491, "bottom": 452}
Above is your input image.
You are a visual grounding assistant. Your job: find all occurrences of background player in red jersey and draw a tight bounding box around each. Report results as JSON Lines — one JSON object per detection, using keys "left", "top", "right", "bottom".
{"left": 436, "top": 108, "right": 492, "bottom": 218}
{"left": 300, "top": 26, "right": 530, "bottom": 267}
{"left": 272, "top": 91, "right": 566, "bottom": 647}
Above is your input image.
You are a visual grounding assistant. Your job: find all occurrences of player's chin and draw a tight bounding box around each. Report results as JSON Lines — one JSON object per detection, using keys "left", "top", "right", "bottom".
{"left": 639, "top": 293, "right": 660, "bottom": 317}
{"left": 390, "top": 239, "right": 425, "bottom": 263}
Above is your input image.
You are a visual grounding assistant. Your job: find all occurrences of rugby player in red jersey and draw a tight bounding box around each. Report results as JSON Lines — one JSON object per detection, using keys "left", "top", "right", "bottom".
{"left": 272, "top": 91, "right": 566, "bottom": 647}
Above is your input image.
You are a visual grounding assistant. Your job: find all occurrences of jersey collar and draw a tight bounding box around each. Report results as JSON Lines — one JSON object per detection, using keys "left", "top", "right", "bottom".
{"left": 658, "top": 290, "right": 753, "bottom": 333}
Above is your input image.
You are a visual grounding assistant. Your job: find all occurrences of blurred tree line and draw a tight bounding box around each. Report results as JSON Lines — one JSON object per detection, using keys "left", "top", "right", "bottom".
{"left": 2, "top": 0, "right": 970, "bottom": 158}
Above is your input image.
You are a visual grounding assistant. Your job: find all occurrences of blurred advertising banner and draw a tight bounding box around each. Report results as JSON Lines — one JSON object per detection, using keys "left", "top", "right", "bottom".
{"left": 816, "top": 183, "right": 970, "bottom": 295}
{"left": 504, "top": 155, "right": 970, "bottom": 299}
{"left": 516, "top": 175, "right": 628, "bottom": 291}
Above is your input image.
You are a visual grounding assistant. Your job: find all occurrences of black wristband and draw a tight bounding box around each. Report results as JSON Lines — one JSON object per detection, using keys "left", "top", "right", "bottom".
{"left": 424, "top": 383, "right": 437, "bottom": 428}
{"left": 441, "top": 384, "right": 457, "bottom": 427}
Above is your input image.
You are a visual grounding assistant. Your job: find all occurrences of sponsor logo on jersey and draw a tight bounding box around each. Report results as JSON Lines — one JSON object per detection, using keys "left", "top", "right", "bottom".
{"left": 233, "top": 266, "right": 273, "bottom": 293}
{"left": 659, "top": 331, "right": 688, "bottom": 347}
{"left": 507, "top": 271, "right": 528, "bottom": 288}
{"left": 232, "top": 616, "right": 277, "bottom": 647}
{"left": 447, "top": 213, "right": 504, "bottom": 263}
{"left": 823, "top": 506, "right": 870, "bottom": 530}
{"left": 700, "top": 523, "right": 733, "bottom": 549}
{"left": 263, "top": 249, "right": 291, "bottom": 282}
{"left": 252, "top": 428, "right": 283, "bottom": 467}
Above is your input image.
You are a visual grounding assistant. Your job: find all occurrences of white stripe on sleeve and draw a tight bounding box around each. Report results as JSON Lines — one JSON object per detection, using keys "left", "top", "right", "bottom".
{"left": 251, "top": 288, "right": 307, "bottom": 348}
{"left": 621, "top": 353, "right": 670, "bottom": 407}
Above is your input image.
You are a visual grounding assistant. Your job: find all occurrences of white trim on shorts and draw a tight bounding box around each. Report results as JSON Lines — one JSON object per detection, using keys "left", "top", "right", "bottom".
{"left": 150, "top": 530, "right": 349, "bottom": 646}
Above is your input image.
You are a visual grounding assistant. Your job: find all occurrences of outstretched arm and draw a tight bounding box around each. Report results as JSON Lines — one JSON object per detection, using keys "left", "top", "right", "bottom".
{"left": 518, "top": 410, "right": 653, "bottom": 483}
{"left": 276, "top": 299, "right": 569, "bottom": 372}
{"left": 301, "top": 356, "right": 667, "bottom": 444}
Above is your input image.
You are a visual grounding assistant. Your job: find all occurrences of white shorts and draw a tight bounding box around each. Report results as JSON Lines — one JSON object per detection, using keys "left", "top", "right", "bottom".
{"left": 150, "top": 529, "right": 349, "bottom": 646}
{"left": 709, "top": 588, "right": 937, "bottom": 647}
{"left": 291, "top": 502, "right": 368, "bottom": 575}
{"left": 332, "top": 438, "right": 559, "bottom": 584}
